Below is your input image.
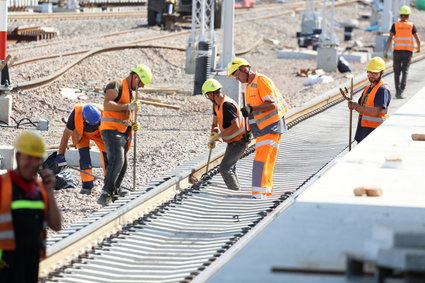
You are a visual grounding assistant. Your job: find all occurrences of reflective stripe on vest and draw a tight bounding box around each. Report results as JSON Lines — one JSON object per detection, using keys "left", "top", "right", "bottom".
{"left": 73, "top": 104, "right": 103, "bottom": 145}
{"left": 11, "top": 200, "right": 45, "bottom": 210}
{"left": 394, "top": 21, "right": 414, "bottom": 51}
{"left": 214, "top": 96, "right": 245, "bottom": 143}
{"left": 360, "top": 80, "right": 389, "bottom": 128}
{"left": 100, "top": 79, "right": 133, "bottom": 133}
{"left": 246, "top": 74, "right": 289, "bottom": 130}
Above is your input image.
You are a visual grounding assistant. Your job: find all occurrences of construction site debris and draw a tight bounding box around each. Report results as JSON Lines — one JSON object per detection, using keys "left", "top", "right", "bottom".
{"left": 411, "top": 133, "right": 425, "bottom": 141}
{"left": 303, "top": 75, "right": 334, "bottom": 86}
{"left": 354, "top": 186, "right": 383, "bottom": 197}
{"left": 7, "top": 26, "right": 57, "bottom": 42}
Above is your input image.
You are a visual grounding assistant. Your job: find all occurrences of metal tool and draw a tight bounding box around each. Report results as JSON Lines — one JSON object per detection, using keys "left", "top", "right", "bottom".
{"left": 66, "top": 165, "right": 134, "bottom": 192}
{"left": 205, "top": 147, "right": 213, "bottom": 175}
{"left": 340, "top": 80, "right": 354, "bottom": 151}
{"left": 131, "top": 90, "right": 139, "bottom": 191}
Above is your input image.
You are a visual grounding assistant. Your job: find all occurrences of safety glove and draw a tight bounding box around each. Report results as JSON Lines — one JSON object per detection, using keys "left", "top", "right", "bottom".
{"left": 208, "top": 141, "right": 216, "bottom": 149}
{"left": 55, "top": 154, "right": 67, "bottom": 167}
{"left": 132, "top": 122, "right": 141, "bottom": 132}
{"left": 383, "top": 53, "right": 388, "bottom": 61}
{"left": 241, "top": 105, "right": 253, "bottom": 117}
{"left": 128, "top": 101, "right": 141, "bottom": 112}
{"left": 209, "top": 131, "right": 221, "bottom": 142}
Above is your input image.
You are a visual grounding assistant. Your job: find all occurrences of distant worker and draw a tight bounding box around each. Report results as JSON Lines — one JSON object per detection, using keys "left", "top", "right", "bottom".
{"left": 57, "top": 103, "right": 107, "bottom": 195}
{"left": 97, "top": 65, "right": 152, "bottom": 206}
{"left": 202, "top": 79, "right": 249, "bottom": 191}
{"left": 384, "top": 5, "right": 421, "bottom": 99}
{"left": 0, "top": 131, "right": 62, "bottom": 283}
{"left": 227, "top": 58, "right": 289, "bottom": 199}
{"left": 348, "top": 57, "right": 391, "bottom": 143}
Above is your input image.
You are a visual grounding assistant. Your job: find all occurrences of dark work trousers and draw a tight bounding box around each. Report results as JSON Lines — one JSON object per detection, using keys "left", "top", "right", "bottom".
{"left": 101, "top": 129, "right": 129, "bottom": 195}
{"left": 393, "top": 50, "right": 413, "bottom": 96}
{"left": 220, "top": 139, "right": 248, "bottom": 191}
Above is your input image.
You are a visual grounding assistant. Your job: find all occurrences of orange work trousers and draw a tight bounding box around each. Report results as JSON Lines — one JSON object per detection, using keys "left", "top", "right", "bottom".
{"left": 252, "top": 133, "right": 281, "bottom": 197}
{"left": 77, "top": 131, "right": 107, "bottom": 183}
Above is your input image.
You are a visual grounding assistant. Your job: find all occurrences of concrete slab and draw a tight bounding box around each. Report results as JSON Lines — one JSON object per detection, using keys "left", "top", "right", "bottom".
{"left": 0, "top": 95, "right": 12, "bottom": 125}
{"left": 0, "top": 145, "right": 15, "bottom": 169}
{"left": 278, "top": 50, "right": 370, "bottom": 63}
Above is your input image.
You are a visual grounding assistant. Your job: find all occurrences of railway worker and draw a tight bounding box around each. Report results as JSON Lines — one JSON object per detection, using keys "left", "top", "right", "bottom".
{"left": 348, "top": 57, "right": 391, "bottom": 143}
{"left": 384, "top": 5, "right": 421, "bottom": 99}
{"left": 227, "top": 58, "right": 289, "bottom": 200}
{"left": 0, "top": 131, "right": 62, "bottom": 283}
{"left": 97, "top": 64, "right": 152, "bottom": 206}
{"left": 202, "top": 79, "right": 249, "bottom": 191}
{"left": 57, "top": 103, "right": 107, "bottom": 195}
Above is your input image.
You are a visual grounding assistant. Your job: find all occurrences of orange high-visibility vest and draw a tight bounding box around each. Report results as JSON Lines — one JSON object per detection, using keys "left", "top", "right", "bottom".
{"left": 214, "top": 96, "right": 245, "bottom": 143}
{"left": 394, "top": 21, "right": 415, "bottom": 51}
{"left": 360, "top": 80, "right": 389, "bottom": 128}
{"left": 72, "top": 103, "right": 103, "bottom": 146}
{"left": 246, "top": 74, "right": 289, "bottom": 130}
{"left": 0, "top": 172, "right": 48, "bottom": 258}
{"left": 100, "top": 79, "right": 133, "bottom": 133}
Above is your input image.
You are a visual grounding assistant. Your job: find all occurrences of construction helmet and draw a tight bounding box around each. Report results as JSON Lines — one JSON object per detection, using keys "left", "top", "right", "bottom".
{"left": 82, "top": 104, "right": 102, "bottom": 125}
{"left": 131, "top": 64, "right": 152, "bottom": 85}
{"left": 202, "top": 79, "right": 223, "bottom": 96}
{"left": 399, "top": 5, "right": 411, "bottom": 15}
{"left": 14, "top": 131, "right": 46, "bottom": 158}
{"left": 365, "top": 57, "right": 386, "bottom": 72}
{"left": 227, "top": 58, "right": 250, "bottom": 77}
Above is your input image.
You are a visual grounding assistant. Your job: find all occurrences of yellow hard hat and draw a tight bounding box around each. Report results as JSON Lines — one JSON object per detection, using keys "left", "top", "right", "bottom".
{"left": 202, "top": 79, "right": 223, "bottom": 96}
{"left": 131, "top": 64, "right": 152, "bottom": 85}
{"left": 14, "top": 131, "right": 46, "bottom": 158}
{"left": 365, "top": 57, "right": 386, "bottom": 72}
{"left": 399, "top": 5, "right": 411, "bottom": 15}
{"left": 227, "top": 58, "right": 250, "bottom": 77}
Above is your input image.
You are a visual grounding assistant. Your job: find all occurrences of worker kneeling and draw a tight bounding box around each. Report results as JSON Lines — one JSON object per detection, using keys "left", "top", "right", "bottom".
{"left": 57, "top": 104, "right": 108, "bottom": 195}
{"left": 202, "top": 79, "right": 249, "bottom": 191}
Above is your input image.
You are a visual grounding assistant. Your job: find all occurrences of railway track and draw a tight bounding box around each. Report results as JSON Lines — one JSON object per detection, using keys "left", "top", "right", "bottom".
{"left": 38, "top": 53, "right": 425, "bottom": 282}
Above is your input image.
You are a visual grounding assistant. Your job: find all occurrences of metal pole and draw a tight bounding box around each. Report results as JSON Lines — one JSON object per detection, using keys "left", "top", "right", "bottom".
{"left": 132, "top": 90, "right": 138, "bottom": 191}
{"left": 349, "top": 77, "right": 353, "bottom": 151}
{"left": 218, "top": 0, "right": 235, "bottom": 69}
{"left": 0, "top": 0, "right": 7, "bottom": 61}
{"left": 205, "top": 147, "right": 213, "bottom": 174}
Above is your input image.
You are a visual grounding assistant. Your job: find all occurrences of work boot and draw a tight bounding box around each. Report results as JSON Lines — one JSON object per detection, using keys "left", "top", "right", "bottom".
{"left": 251, "top": 194, "right": 267, "bottom": 200}
{"left": 97, "top": 192, "right": 112, "bottom": 206}
{"left": 115, "top": 187, "right": 129, "bottom": 198}
{"left": 79, "top": 188, "right": 92, "bottom": 195}
{"left": 396, "top": 93, "right": 406, "bottom": 99}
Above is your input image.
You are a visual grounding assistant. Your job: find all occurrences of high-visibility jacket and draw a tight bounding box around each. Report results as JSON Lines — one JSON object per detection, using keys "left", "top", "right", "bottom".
{"left": 214, "top": 96, "right": 245, "bottom": 143}
{"left": 359, "top": 80, "right": 389, "bottom": 128}
{"left": 0, "top": 172, "right": 48, "bottom": 258}
{"left": 246, "top": 74, "right": 289, "bottom": 130}
{"left": 72, "top": 103, "right": 104, "bottom": 146}
{"left": 100, "top": 79, "right": 133, "bottom": 134}
{"left": 394, "top": 21, "right": 415, "bottom": 52}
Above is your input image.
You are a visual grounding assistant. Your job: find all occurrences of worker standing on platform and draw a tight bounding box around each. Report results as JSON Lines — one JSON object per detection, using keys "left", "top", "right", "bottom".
{"left": 0, "top": 131, "right": 62, "bottom": 283}
{"left": 97, "top": 65, "right": 152, "bottom": 206}
{"left": 384, "top": 5, "right": 421, "bottom": 99}
{"left": 56, "top": 103, "right": 107, "bottom": 195}
{"left": 202, "top": 79, "right": 249, "bottom": 191}
{"left": 227, "top": 58, "right": 289, "bottom": 199}
{"left": 348, "top": 57, "right": 391, "bottom": 143}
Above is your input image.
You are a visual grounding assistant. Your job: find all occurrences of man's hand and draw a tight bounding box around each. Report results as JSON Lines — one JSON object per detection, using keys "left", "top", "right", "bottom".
{"left": 39, "top": 168, "right": 56, "bottom": 193}
{"left": 55, "top": 154, "right": 67, "bottom": 167}
{"left": 417, "top": 46, "right": 421, "bottom": 53}
{"left": 383, "top": 52, "right": 388, "bottom": 61}
{"left": 208, "top": 141, "right": 216, "bottom": 149}
{"left": 132, "top": 122, "right": 141, "bottom": 132}
{"left": 241, "top": 105, "right": 253, "bottom": 117}
{"left": 128, "top": 101, "right": 141, "bottom": 111}
{"left": 348, "top": 101, "right": 358, "bottom": 111}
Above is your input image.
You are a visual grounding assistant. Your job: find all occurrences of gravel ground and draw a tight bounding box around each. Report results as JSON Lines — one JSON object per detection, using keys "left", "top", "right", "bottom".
{"left": 3, "top": 1, "right": 425, "bottom": 232}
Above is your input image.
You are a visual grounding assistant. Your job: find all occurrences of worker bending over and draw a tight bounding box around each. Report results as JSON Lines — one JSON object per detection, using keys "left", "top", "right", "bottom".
{"left": 202, "top": 79, "right": 249, "bottom": 191}
{"left": 57, "top": 103, "right": 107, "bottom": 194}
{"left": 0, "top": 131, "right": 62, "bottom": 283}
{"left": 98, "top": 64, "right": 152, "bottom": 206}
{"left": 227, "top": 58, "right": 289, "bottom": 199}
{"left": 348, "top": 57, "right": 391, "bottom": 143}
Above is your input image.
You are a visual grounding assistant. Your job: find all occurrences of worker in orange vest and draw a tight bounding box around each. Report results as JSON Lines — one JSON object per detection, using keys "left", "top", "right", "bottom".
{"left": 348, "top": 57, "right": 391, "bottom": 142}
{"left": 57, "top": 103, "right": 107, "bottom": 195}
{"left": 202, "top": 79, "right": 249, "bottom": 191}
{"left": 97, "top": 64, "right": 152, "bottom": 206}
{"left": 0, "top": 131, "right": 62, "bottom": 283}
{"left": 384, "top": 5, "right": 421, "bottom": 99}
{"left": 228, "top": 58, "right": 289, "bottom": 199}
